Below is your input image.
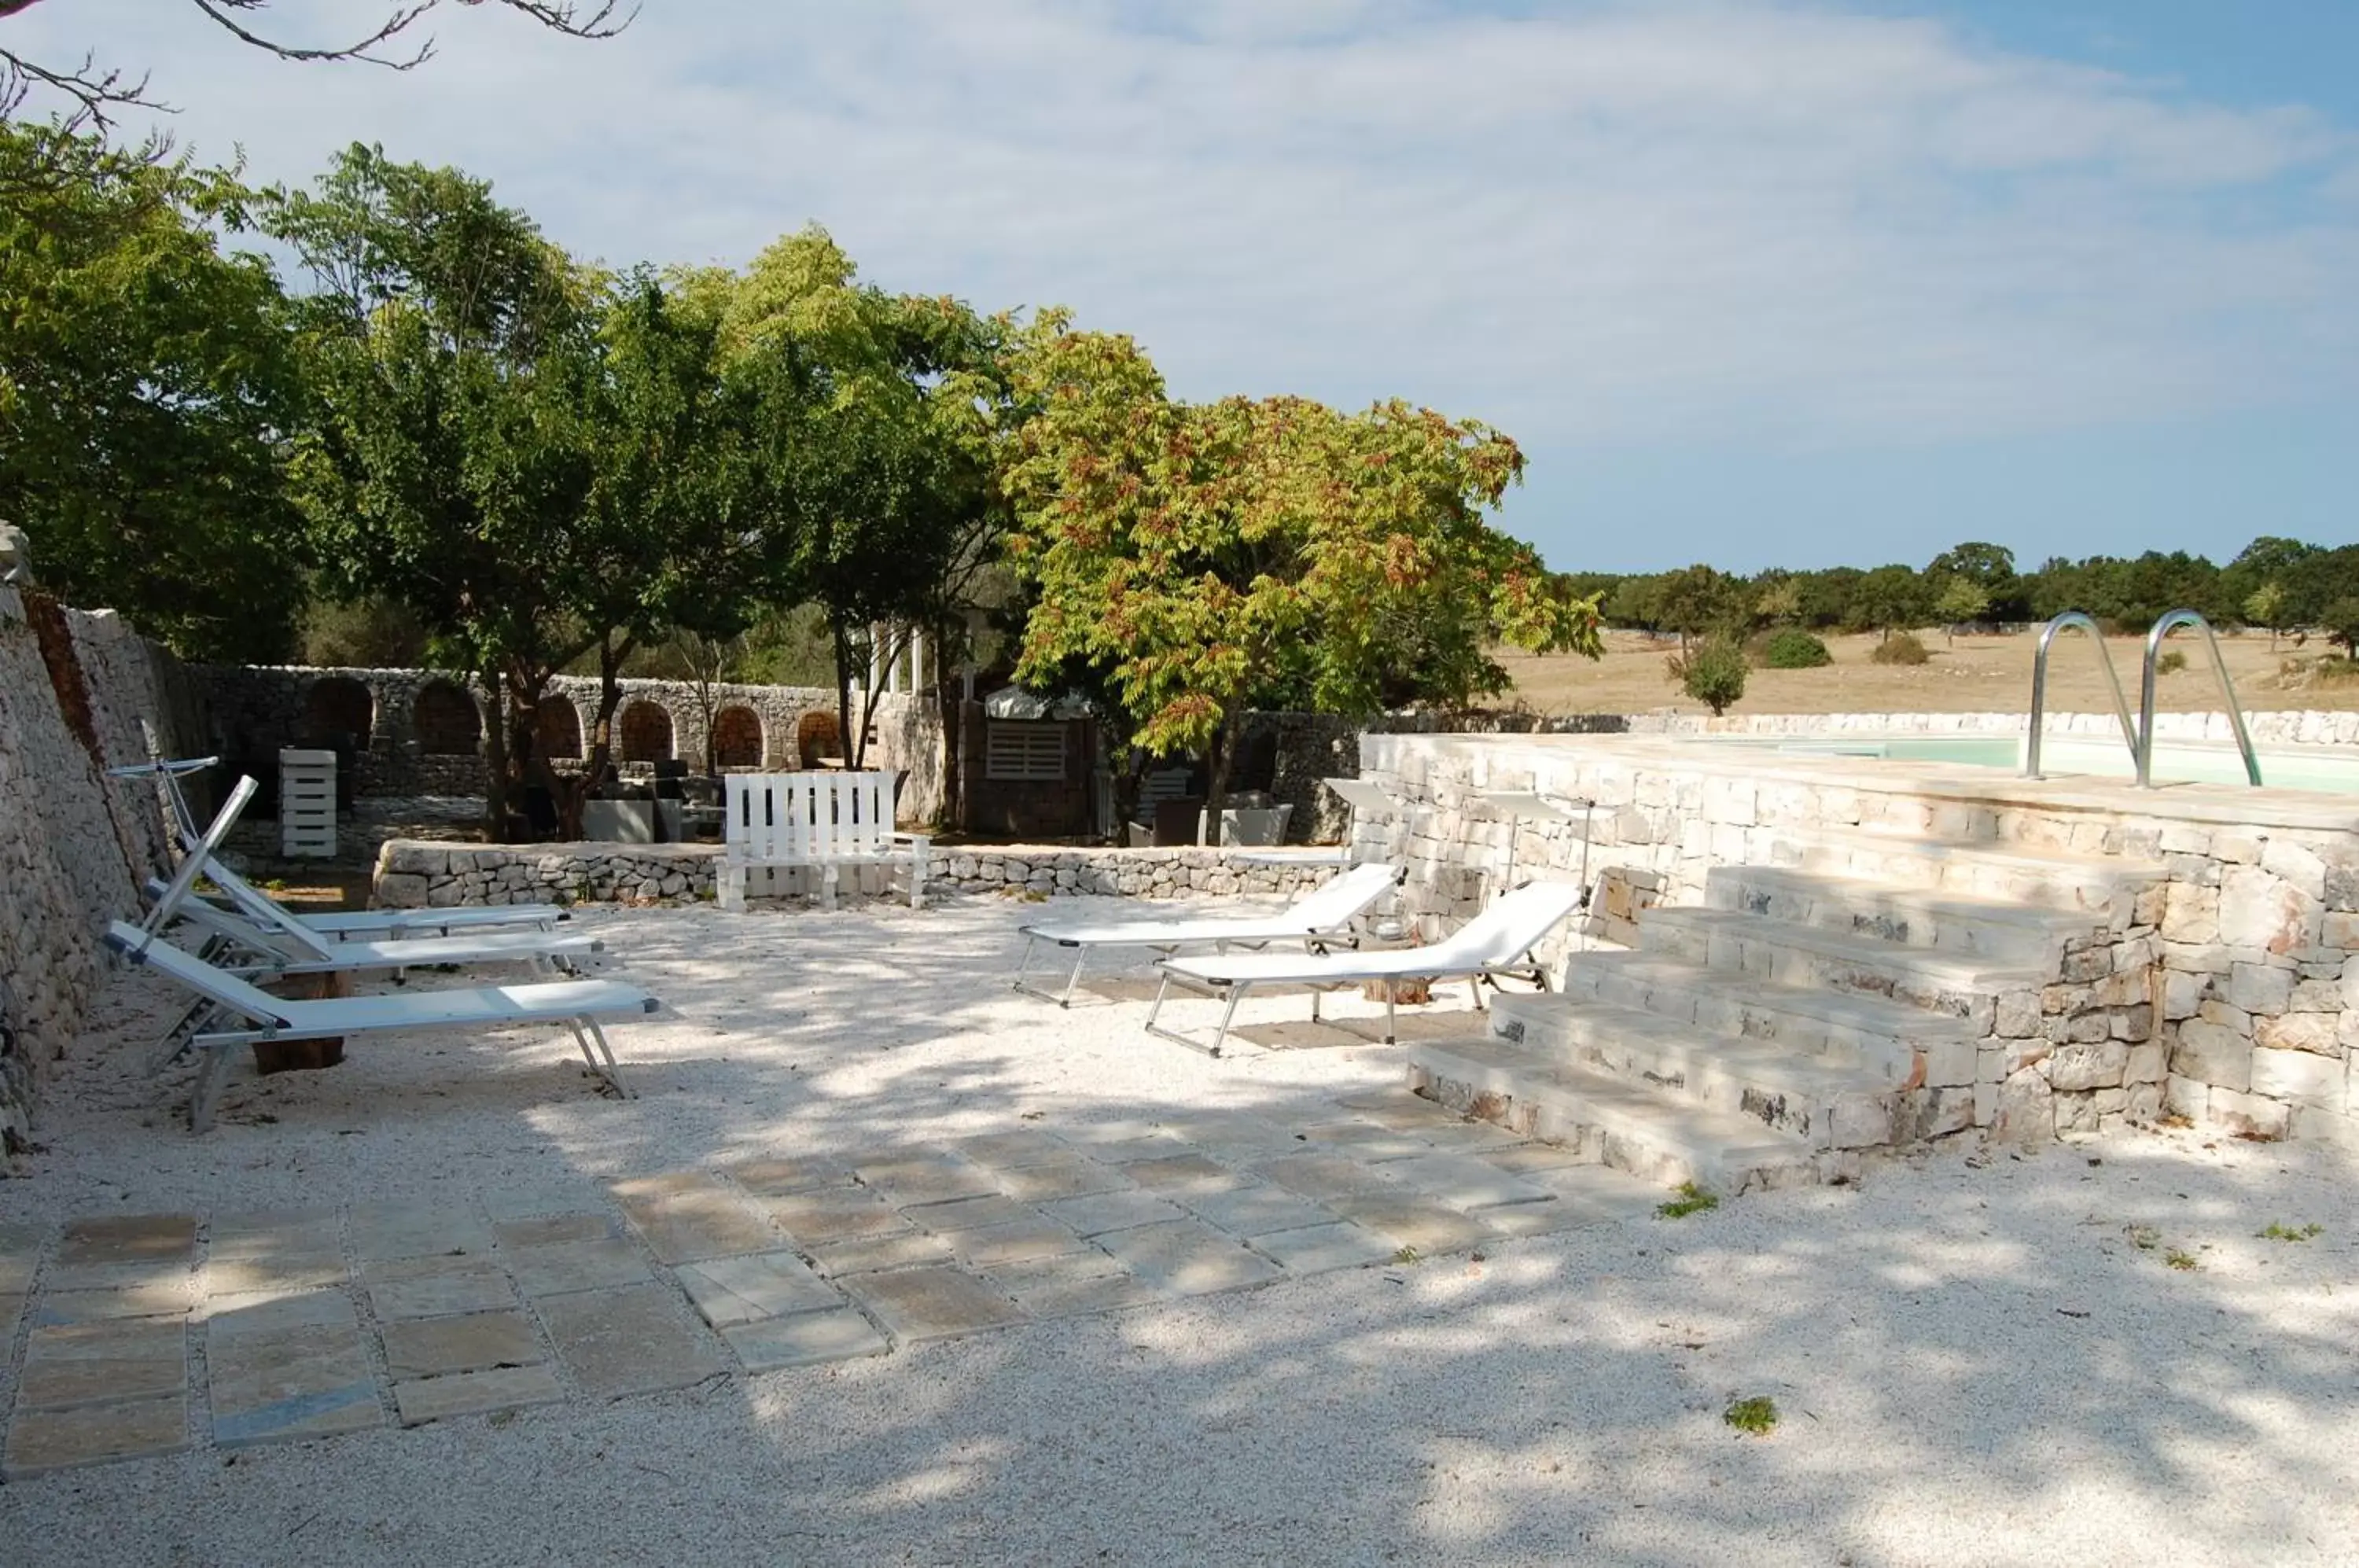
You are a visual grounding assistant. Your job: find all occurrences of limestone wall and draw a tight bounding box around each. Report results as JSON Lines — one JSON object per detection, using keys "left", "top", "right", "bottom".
{"left": 0, "top": 590, "right": 205, "bottom": 1150}
{"left": 370, "top": 840, "right": 1338, "bottom": 909}
{"left": 1357, "top": 732, "right": 2358, "bottom": 1147}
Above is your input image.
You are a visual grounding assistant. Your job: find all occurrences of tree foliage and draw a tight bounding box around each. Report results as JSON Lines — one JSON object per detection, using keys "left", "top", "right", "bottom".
{"left": 0, "top": 120, "right": 307, "bottom": 659}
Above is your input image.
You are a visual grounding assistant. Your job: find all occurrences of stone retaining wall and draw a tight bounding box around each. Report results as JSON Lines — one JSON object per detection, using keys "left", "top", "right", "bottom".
{"left": 1357, "top": 731, "right": 2358, "bottom": 1146}
{"left": 370, "top": 840, "right": 1341, "bottom": 909}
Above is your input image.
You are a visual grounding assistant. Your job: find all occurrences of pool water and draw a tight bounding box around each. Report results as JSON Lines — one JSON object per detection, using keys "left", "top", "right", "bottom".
{"left": 1714, "top": 734, "right": 2359, "bottom": 793}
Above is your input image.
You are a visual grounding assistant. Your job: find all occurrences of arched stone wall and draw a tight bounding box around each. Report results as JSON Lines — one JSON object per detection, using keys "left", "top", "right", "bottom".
{"left": 414, "top": 680, "right": 483, "bottom": 757}
{"left": 712, "top": 705, "right": 763, "bottom": 769}
{"left": 796, "top": 710, "right": 841, "bottom": 767}
{"left": 535, "top": 696, "right": 583, "bottom": 761}
{"left": 618, "top": 699, "right": 672, "bottom": 764}
{"left": 303, "top": 675, "right": 374, "bottom": 747}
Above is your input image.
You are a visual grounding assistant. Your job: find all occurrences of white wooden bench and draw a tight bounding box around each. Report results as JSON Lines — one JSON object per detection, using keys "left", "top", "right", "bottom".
{"left": 718, "top": 771, "right": 930, "bottom": 911}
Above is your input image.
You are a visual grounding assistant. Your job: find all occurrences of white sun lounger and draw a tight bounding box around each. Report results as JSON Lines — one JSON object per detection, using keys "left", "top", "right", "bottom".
{"left": 1146, "top": 878, "right": 1588, "bottom": 1055}
{"left": 154, "top": 886, "right": 608, "bottom": 979}
{"left": 1011, "top": 862, "right": 1404, "bottom": 1007}
{"left": 104, "top": 921, "right": 656, "bottom": 1132}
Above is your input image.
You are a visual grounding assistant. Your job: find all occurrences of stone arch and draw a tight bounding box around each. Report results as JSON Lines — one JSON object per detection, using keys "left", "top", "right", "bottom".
{"left": 711, "top": 705, "right": 764, "bottom": 769}
{"left": 413, "top": 679, "right": 482, "bottom": 757}
{"left": 303, "top": 675, "right": 374, "bottom": 746}
{"left": 618, "top": 699, "right": 674, "bottom": 764}
{"left": 535, "top": 696, "right": 583, "bottom": 760}
{"left": 795, "top": 709, "right": 841, "bottom": 767}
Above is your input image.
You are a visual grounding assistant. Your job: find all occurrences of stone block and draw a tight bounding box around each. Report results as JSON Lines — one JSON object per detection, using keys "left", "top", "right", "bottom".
{"left": 984, "top": 1252, "right": 1159, "bottom": 1320}
{"left": 2162, "top": 970, "right": 2205, "bottom": 1021}
{"left": 762, "top": 1187, "right": 910, "bottom": 1246}
{"left": 2226, "top": 963, "right": 2294, "bottom": 1015}
{"left": 2160, "top": 885, "right": 2218, "bottom": 944}
{"left": 381, "top": 1309, "right": 544, "bottom": 1378}
{"left": 1995, "top": 991, "right": 2041, "bottom": 1038}
{"left": 490, "top": 1214, "right": 619, "bottom": 1250}
{"left": 1321, "top": 1193, "right": 1495, "bottom": 1257}
{"left": 1255, "top": 1153, "right": 1404, "bottom": 1204}
{"left": 204, "top": 1249, "right": 347, "bottom": 1297}
{"left": 724, "top": 1309, "right": 893, "bottom": 1372}
{"left": 905, "top": 1194, "right": 1040, "bottom": 1233}
{"left": 393, "top": 1364, "right": 565, "bottom": 1426}
{"left": 1376, "top": 1152, "right": 1555, "bottom": 1211}
{"left": 207, "top": 1288, "right": 358, "bottom": 1342}
{"left": 1991, "top": 1066, "right": 2054, "bottom": 1145}
{"left": 1178, "top": 1183, "right": 1339, "bottom": 1239}
{"left": 348, "top": 1201, "right": 493, "bottom": 1263}
{"left": 502, "top": 1239, "right": 653, "bottom": 1298}
{"left": 995, "top": 1159, "right": 1137, "bottom": 1203}
{"left": 538, "top": 1283, "right": 727, "bottom": 1399}
{"left": 1039, "top": 1189, "right": 1190, "bottom": 1239}
{"left": 840, "top": 1265, "right": 1026, "bottom": 1344}
{"left": 675, "top": 1252, "right": 841, "bottom": 1328}
{"left": 2219, "top": 866, "right": 2319, "bottom": 955}
{"left": 2208, "top": 1086, "right": 2292, "bottom": 1140}
{"left": 612, "top": 1173, "right": 778, "bottom": 1264}
{"left": 2250, "top": 1047, "right": 2345, "bottom": 1106}
{"left": 1246, "top": 1221, "right": 1400, "bottom": 1275}
{"left": 949, "top": 1218, "right": 1090, "bottom": 1272}
{"left": 2255, "top": 1012, "right": 2339, "bottom": 1057}
{"left": 1095, "top": 1220, "right": 1288, "bottom": 1297}
{"left": 4, "top": 1396, "right": 188, "bottom": 1478}
{"left": 802, "top": 1230, "right": 955, "bottom": 1278}
{"left": 206, "top": 1208, "right": 339, "bottom": 1259}
{"left": 34, "top": 1280, "right": 193, "bottom": 1324}
{"left": 2125, "top": 1042, "right": 2168, "bottom": 1085}
{"left": 209, "top": 1322, "right": 381, "bottom": 1448}
{"left": 1118, "top": 1154, "right": 1242, "bottom": 1194}
{"left": 2171, "top": 1020, "right": 2251, "bottom": 1091}
{"left": 948, "top": 1129, "right": 1077, "bottom": 1170}
{"left": 850, "top": 1151, "right": 1002, "bottom": 1208}
{"left": 2046, "top": 1040, "right": 2129, "bottom": 1094}
{"left": 2261, "top": 838, "right": 2327, "bottom": 900}
{"left": 20, "top": 1319, "right": 186, "bottom": 1410}
{"left": 365, "top": 1257, "right": 516, "bottom": 1320}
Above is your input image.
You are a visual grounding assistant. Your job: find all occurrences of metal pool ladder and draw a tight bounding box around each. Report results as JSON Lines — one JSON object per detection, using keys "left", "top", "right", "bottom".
{"left": 2025, "top": 609, "right": 2263, "bottom": 787}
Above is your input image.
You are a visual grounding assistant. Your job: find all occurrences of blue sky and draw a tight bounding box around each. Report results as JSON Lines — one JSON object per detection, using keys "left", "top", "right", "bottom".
{"left": 11, "top": 1, "right": 2357, "bottom": 574}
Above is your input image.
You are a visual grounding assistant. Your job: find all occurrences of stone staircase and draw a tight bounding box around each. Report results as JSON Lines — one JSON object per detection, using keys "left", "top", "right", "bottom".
{"left": 1407, "top": 825, "right": 2171, "bottom": 1194}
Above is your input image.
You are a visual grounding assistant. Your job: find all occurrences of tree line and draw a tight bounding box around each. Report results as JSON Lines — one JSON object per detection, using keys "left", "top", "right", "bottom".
{"left": 0, "top": 120, "right": 1595, "bottom": 837}
{"left": 1573, "top": 539, "right": 2359, "bottom": 650}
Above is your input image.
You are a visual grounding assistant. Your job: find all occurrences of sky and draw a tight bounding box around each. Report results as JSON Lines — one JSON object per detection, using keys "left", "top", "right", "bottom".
{"left": 10, "top": 0, "right": 2357, "bottom": 575}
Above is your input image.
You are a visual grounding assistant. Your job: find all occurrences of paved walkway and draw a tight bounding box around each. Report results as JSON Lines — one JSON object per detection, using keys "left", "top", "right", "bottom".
{"left": 0, "top": 1089, "right": 1660, "bottom": 1477}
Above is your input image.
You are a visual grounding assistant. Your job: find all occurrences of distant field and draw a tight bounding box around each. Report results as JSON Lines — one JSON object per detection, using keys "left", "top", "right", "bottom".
{"left": 1496, "top": 628, "right": 2359, "bottom": 719}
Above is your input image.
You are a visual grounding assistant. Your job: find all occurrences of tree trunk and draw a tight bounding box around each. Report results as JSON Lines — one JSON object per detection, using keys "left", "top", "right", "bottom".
{"left": 831, "top": 617, "right": 858, "bottom": 770}
{"left": 1200, "top": 706, "right": 1241, "bottom": 847}
{"left": 478, "top": 662, "right": 512, "bottom": 841}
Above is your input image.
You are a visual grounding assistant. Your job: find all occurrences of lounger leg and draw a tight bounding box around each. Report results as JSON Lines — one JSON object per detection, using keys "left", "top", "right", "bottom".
{"left": 1144, "top": 973, "right": 1172, "bottom": 1036}
{"left": 718, "top": 863, "right": 745, "bottom": 913}
{"left": 1011, "top": 936, "right": 1036, "bottom": 995}
{"left": 189, "top": 1048, "right": 230, "bottom": 1135}
{"left": 569, "top": 1018, "right": 635, "bottom": 1099}
{"left": 149, "top": 999, "right": 217, "bottom": 1075}
{"left": 1469, "top": 976, "right": 1485, "bottom": 1011}
{"left": 1385, "top": 989, "right": 1397, "bottom": 1045}
{"left": 1060, "top": 947, "right": 1087, "bottom": 1009}
{"left": 1209, "top": 987, "right": 1242, "bottom": 1058}
{"left": 1310, "top": 987, "right": 1322, "bottom": 1024}
{"left": 909, "top": 842, "right": 927, "bottom": 909}
{"left": 823, "top": 863, "right": 840, "bottom": 911}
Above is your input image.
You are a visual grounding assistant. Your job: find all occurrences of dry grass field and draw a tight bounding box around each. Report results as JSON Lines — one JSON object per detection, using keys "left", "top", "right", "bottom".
{"left": 1497, "top": 628, "right": 2359, "bottom": 719}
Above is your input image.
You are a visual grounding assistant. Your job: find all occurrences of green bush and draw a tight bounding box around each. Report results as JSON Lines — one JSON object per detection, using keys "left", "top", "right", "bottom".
{"left": 1668, "top": 637, "right": 1748, "bottom": 715}
{"left": 2155, "top": 649, "right": 2188, "bottom": 675}
{"left": 1760, "top": 628, "right": 1832, "bottom": 669}
{"left": 1868, "top": 631, "right": 1930, "bottom": 666}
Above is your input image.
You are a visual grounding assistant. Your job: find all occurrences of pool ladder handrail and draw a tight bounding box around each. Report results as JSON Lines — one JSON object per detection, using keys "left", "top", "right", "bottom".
{"left": 2025, "top": 613, "right": 2139, "bottom": 780}
{"left": 2137, "top": 609, "right": 2262, "bottom": 789}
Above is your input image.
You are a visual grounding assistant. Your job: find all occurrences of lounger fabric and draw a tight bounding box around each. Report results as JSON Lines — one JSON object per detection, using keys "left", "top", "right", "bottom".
{"left": 1020, "top": 862, "right": 1402, "bottom": 949}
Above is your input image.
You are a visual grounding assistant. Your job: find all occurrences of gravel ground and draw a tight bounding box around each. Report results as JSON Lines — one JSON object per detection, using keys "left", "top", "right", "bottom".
{"left": 2, "top": 894, "right": 2355, "bottom": 1566}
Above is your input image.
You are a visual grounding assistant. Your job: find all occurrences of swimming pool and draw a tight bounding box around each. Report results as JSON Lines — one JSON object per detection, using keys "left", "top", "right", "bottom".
{"left": 1709, "top": 734, "right": 2359, "bottom": 793}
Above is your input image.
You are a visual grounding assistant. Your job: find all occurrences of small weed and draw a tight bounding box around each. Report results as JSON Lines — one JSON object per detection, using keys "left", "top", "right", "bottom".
{"left": 1657, "top": 1182, "right": 1720, "bottom": 1220}
{"left": 2258, "top": 1222, "right": 2324, "bottom": 1242}
{"left": 261, "top": 878, "right": 287, "bottom": 892}
{"left": 2125, "top": 1224, "right": 2161, "bottom": 1251}
{"left": 2164, "top": 1248, "right": 2199, "bottom": 1271}
{"left": 2154, "top": 1113, "right": 2193, "bottom": 1130}
{"left": 1390, "top": 1246, "right": 1422, "bottom": 1266}
{"left": 2155, "top": 649, "right": 2188, "bottom": 675}
{"left": 1723, "top": 1396, "right": 1779, "bottom": 1436}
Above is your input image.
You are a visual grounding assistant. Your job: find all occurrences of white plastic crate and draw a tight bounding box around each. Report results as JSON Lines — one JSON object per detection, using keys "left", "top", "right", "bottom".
{"left": 278, "top": 748, "right": 337, "bottom": 858}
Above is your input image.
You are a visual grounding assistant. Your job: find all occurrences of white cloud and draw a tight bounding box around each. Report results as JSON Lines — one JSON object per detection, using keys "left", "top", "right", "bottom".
{"left": 13, "top": 0, "right": 2358, "bottom": 460}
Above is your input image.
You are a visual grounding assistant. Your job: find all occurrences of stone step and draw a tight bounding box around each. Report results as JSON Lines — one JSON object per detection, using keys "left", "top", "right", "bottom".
{"left": 1534, "top": 957, "right": 1978, "bottom": 1084}
{"left": 1484, "top": 993, "right": 1905, "bottom": 1148}
{"left": 1702, "top": 864, "right": 2103, "bottom": 966}
{"left": 1406, "top": 1035, "right": 1827, "bottom": 1194}
{"left": 1636, "top": 907, "right": 2041, "bottom": 1033}
{"left": 1758, "top": 827, "right": 2165, "bottom": 920}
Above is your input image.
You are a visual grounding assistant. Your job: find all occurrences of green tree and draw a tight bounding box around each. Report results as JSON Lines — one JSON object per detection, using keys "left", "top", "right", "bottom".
{"left": 1932, "top": 576, "right": 1990, "bottom": 645}
{"left": 0, "top": 121, "right": 307, "bottom": 658}
{"left": 1669, "top": 635, "right": 1746, "bottom": 716}
{"left": 1848, "top": 564, "right": 1929, "bottom": 639}
{"left": 1654, "top": 564, "right": 1749, "bottom": 651}
{"left": 2243, "top": 580, "right": 2290, "bottom": 649}
{"left": 1002, "top": 316, "right": 1598, "bottom": 824}
{"left": 1753, "top": 576, "right": 1803, "bottom": 628}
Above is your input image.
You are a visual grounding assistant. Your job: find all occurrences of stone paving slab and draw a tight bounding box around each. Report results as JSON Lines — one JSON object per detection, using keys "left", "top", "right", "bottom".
{"left": 5, "top": 1394, "right": 188, "bottom": 1477}
{"left": 1483, "top": 1142, "right": 1602, "bottom": 1176}
{"left": 764, "top": 1187, "right": 915, "bottom": 1246}
{"left": 382, "top": 1310, "right": 545, "bottom": 1379}
{"left": 1518, "top": 1163, "right": 1667, "bottom": 1220}
{"left": 0, "top": 1221, "right": 43, "bottom": 1293}
{"left": 1095, "top": 1220, "right": 1285, "bottom": 1298}
{"left": 676, "top": 1252, "right": 840, "bottom": 1328}
{"left": 983, "top": 1252, "right": 1157, "bottom": 1320}
{"left": 1377, "top": 1152, "right": 1558, "bottom": 1211}
{"left": 611, "top": 1173, "right": 779, "bottom": 1264}
{"left": 502, "top": 1239, "right": 654, "bottom": 1299}
{"left": 1295, "top": 1121, "right": 1440, "bottom": 1161}
{"left": 206, "top": 1250, "right": 348, "bottom": 1297}
{"left": 1332, "top": 1090, "right": 1467, "bottom": 1132}
{"left": 538, "top": 1283, "right": 726, "bottom": 1399}
{"left": 207, "top": 1290, "right": 359, "bottom": 1342}
{"left": 206, "top": 1209, "right": 340, "bottom": 1259}
{"left": 59, "top": 1214, "right": 198, "bottom": 1270}
{"left": 723, "top": 1154, "right": 854, "bottom": 1196}
{"left": 904, "top": 1193, "right": 1040, "bottom": 1234}
{"left": 950, "top": 1217, "right": 1091, "bottom": 1272}
{"left": 394, "top": 1364, "right": 565, "bottom": 1426}
{"left": 1256, "top": 1153, "right": 1407, "bottom": 1204}
{"left": 0, "top": 1293, "right": 23, "bottom": 1337}
{"left": 841, "top": 1265, "right": 1027, "bottom": 1345}
{"left": 1159, "top": 1115, "right": 1305, "bottom": 1162}
{"left": 1402, "top": 1119, "right": 1531, "bottom": 1156}
{"left": 1054, "top": 1129, "right": 1191, "bottom": 1165}
{"left": 491, "top": 1214, "right": 618, "bottom": 1250}
{"left": 1039, "top": 1189, "right": 1191, "bottom": 1239}
{"left": 995, "top": 1158, "right": 1135, "bottom": 1202}
{"left": 1246, "top": 1221, "right": 1400, "bottom": 1275}
{"left": 1177, "top": 1183, "right": 1339, "bottom": 1239}
{"left": 948, "top": 1129, "right": 1075, "bottom": 1170}
{"left": 851, "top": 1152, "right": 1001, "bottom": 1208}
{"left": 724, "top": 1309, "right": 891, "bottom": 1373}
{"left": 365, "top": 1257, "right": 517, "bottom": 1320}
{"left": 1323, "top": 1193, "right": 1498, "bottom": 1257}
{"left": 20, "top": 1320, "right": 186, "bottom": 1411}
{"left": 803, "top": 1230, "right": 956, "bottom": 1278}
{"left": 209, "top": 1323, "right": 381, "bottom": 1448}
{"left": 480, "top": 1184, "right": 607, "bottom": 1224}
{"left": 1119, "top": 1153, "right": 1241, "bottom": 1193}
{"left": 349, "top": 1202, "right": 493, "bottom": 1263}
{"left": 32, "top": 1282, "right": 194, "bottom": 1325}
